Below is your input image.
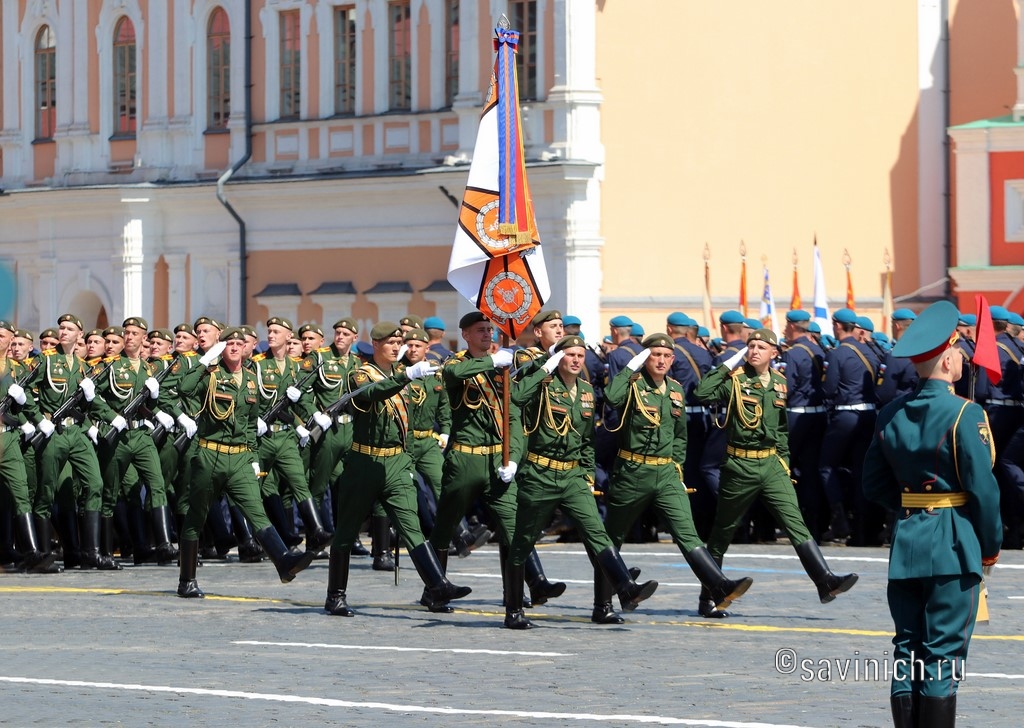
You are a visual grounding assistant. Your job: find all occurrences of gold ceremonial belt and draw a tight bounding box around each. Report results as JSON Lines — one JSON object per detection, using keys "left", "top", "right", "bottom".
{"left": 199, "top": 438, "right": 249, "bottom": 455}
{"left": 617, "top": 449, "right": 673, "bottom": 466}
{"left": 726, "top": 445, "right": 778, "bottom": 459}
{"left": 451, "top": 443, "right": 502, "bottom": 456}
{"left": 526, "top": 453, "right": 579, "bottom": 471}
{"left": 413, "top": 429, "right": 439, "bottom": 440}
{"left": 901, "top": 492, "right": 969, "bottom": 509}
{"left": 351, "top": 442, "right": 403, "bottom": 458}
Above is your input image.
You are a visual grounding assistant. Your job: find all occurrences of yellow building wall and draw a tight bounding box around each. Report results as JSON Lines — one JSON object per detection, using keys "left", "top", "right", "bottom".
{"left": 596, "top": 2, "right": 924, "bottom": 328}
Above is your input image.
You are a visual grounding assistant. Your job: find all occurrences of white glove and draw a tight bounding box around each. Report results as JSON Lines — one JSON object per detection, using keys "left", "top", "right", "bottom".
{"left": 548, "top": 344, "right": 557, "bottom": 356}
{"left": 542, "top": 351, "right": 565, "bottom": 374}
{"left": 110, "top": 415, "right": 127, "bottom": 432}
{"left": 19, "top": 422, "right": 35, "bottom": 440}
{"left": 490, "top": 348, "right": 514, "bottom": 369}
{"left": 198, "top": 341, "right": 227, "bottom": 366}
{"left": 295, "top": 424, "right": 311, "bottom": 447}
{"left": 176, "top": 413, "right": 198, "bottom": 438}
{"left": 155, "top": 410, "right": 175, "bottom": 430}
{"left": 285, "top": 385, "right": 302, "bottom": 403}
{"left": 144, "top": 377, "right": 160, "bottom": 399}
{"left": 79, "top": 377, "right": 96, "bottom": 402}
{"left": 257, "top": 417, "right": 268, "bottom": 436}
{"left": 406, "top": 361, "right": 439, "bottom": 380}
{"left": 87, "top": 425, "right": 99, "bottom": 445}
{"left": 7, "top": 382, "right": 26, "bottom": 405}
{"left": 37, "top": 419, "right": 55, "bottom": 438}
{"left": 497, "top": 461, "right": 518, "bottom": 483}
{"left": 437, "top": 433, "right": 449, "bottom": 450}
{"left": 252, "top": 462, "right": 261, "bottom": 478}
{"left": 397, "top": 344, "right": 408, "bottom": 361}
{"left": 626, "top": 348, "right": 651, "bottom": 372}
{"left": 723, "top": 347, "right": 748, "bottom": 370}
{"left": 313, "top": 411, "right": 332, "bottom": 430}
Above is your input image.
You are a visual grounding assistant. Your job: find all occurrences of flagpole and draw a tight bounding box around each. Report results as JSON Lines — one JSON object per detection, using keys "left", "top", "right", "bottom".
{"left": 502, "top": 334, "right": 511, "bottom": 466}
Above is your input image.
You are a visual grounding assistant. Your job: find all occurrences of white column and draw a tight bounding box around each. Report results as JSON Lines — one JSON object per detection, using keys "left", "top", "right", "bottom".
{"left": 367, "top": 291, "right": 413, "bottom": 324}
{"left": 547, "top": 0, "right": 603, "bottom": 163}
{"left": 419, "top": 288, "right": 459, "bottom": 336}
{"left": 949, "top": 129, "right": 991, "bottom": 268}
{"left": 255, "top": 295, "right": 302, "bottom": 331}
{"left": 917, "top": 0, "right": 948, "bottom": 292}
{"left": 116, "top": 219, "right": 145, "bottom": 319}
{"left": 453, "top": 0, "right": 482, "bottom": 160}
{"left": 309, "top": 293, "right": 358, "bottom": 329}
{"left": 0, "top": 2, "right": 26, "bottom": 182}
{"left": 36, "top": 258, "right": 58, "bottom": 330}
{"left": 165, "top": 253, "right": 188, "bottom": 326}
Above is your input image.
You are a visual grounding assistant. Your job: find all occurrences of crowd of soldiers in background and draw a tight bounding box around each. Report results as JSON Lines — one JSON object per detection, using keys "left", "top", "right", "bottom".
{"left": 1, "top": 300, "right": 1022, "bottom": 581}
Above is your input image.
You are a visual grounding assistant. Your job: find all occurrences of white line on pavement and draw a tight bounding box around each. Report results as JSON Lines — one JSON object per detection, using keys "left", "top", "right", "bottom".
{"left": 967, "top": 672, "right": 1024, "bottom": 680}
{"left": 232, "top": 640, "right": 573, "bottom": 657}
{"left": 0, "top": 676, "right": 816, "bottom": 727}
{"left": 446, "top": 572, "right": 699, "bottom": 587}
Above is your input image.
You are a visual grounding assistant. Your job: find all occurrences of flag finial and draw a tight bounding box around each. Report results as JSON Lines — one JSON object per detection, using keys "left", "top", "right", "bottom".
{"left": 497, "top": 14, "right": 510, "bottom": 29}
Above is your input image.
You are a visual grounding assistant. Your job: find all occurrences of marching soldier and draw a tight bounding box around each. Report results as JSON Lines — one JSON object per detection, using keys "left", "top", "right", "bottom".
{"left": 323, "top": 322, "right": 471, "bottom": 617}
{"left": 876, "top": 309, "right": 919, "bottom": 406}
{"left": 175, "top": 328, "right": 318, "bottom": 598}
{"left": 863, "top": 301, "right": 1001, "bottom": 727}
{"left": 505, "top": 335, "right": 659, "bottom": 629}
{"left": 605, "top": 334, "right": 752, "bottom": 620}
{"left": 695, "top": 328, "right": 857, "bottom": 610}
{"left": 423, "top": 317, "right": 452, "bottom": 364}
{"left": 298, "top": 323, "right": 324, "bottom": 356}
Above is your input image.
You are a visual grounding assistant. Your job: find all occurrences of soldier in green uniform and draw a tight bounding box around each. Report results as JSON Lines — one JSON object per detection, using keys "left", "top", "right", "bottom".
{"left": 427, "top": 312, "right": 564, "bottom": 611}
{"left": 505, "top": 335, "right": 659, "bottom": 629}
{"left": 0, "top": 320, "right": 60, "bottom": 573}
{"left": 251, "top": 316, "right": 331, "bottom": 553}
{"left": 30, "top": 313, "right": 121, "bottom": 570}
{"left": 694, "top": 328, "right": 857, "bottom": 615}
{"left": 175, "top": 328, "right": 317, "bottom": 598}
{"left": 863, "top": 301, "right": 1002, "bottom": 728}
{"left": 604, "top": 334, "right": 753, "bottom": 620}
{"left": 94, "top": 317, "right": 178, "bottom": 564}
{"left": 323, "top": 322, "right": 472, "bottom": 617}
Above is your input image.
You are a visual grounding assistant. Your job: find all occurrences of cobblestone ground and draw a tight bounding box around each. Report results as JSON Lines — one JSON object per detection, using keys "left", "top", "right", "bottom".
{"left": 1, "top": 540, "right": 1020, "bottom": 727}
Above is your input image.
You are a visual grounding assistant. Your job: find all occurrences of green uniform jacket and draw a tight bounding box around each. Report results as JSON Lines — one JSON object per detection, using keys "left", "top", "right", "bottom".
{"left": 694, "top": 363, "right": 790, "bottom": 464}
{"left": 157, "top": 350, "right": 202, "bottom": 419}
{"left": 30, "top": 349, "right": 117, "bottom": 426}
{"left": 93, "top": 353, "right": 164, "bottom": 418}
{"left": 442, "top": 352, "right": 524, "bottom": 461}
{"left": 510, "top": 347, "right": 549, "bottom": 406}
{"left": 0, "top": 358, "right": 37, "bottom": 427}
{"left": 516, "top": 366, "right": 596, "bottom": 472}
{"left": 605, "top": 367, "right": 687, "bottom": 465}
{"left": 401, "top": 364, "right": 451, "bottom": 437}
{"left": 348, "top": 363, "right": 414, "bottom": 449}
{"left": 176, "top": 361, "right": 259, "bottom": 451}
{"left": 250, "top": 352, "right": 313, "bottom": 424}
{"left": 863, "top": 379, "right": 1002, "bottom": 580}
{"left": 296, "top": 345, "right": 360, "bottom": 419}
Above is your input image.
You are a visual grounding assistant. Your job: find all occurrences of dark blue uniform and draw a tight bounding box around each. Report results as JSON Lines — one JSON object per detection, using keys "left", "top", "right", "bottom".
{"left": 782, "top": 335, "right": 827, "bottom": 539}
{"left": 987, "top": 332, "right": 1024, "bottom": 547}
{"left": 875, "top": 351, "right": 919, "bottom": 405}
{"left": 701, "top": 339, "right": 746, "bottom": 501}
{"left": 426, "top": 342, "right": 452, "bottom": 364}
{"left": 671, "top": 337, "right": 714, "bottom": 536}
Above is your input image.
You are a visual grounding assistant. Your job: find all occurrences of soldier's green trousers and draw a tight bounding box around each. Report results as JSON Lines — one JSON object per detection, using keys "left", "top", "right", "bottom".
{"left": 707, "top": 454, "right": 811, "bottom": 561}
{"left": 0, "top": 430, "right": 31, "bottom": 515}
{"left": 509, "top": 462, "right": 612, "bottom": 565}
{"left": 429, "top": 449, "right": 519, "bottom": 551}
{"left": 604, "top": 458, "right": 703, "bottom": 553}
{"left": 329, "top": 450, "right": 424, "bottom": 550}
{"left": 98, "top": 429, "right": 167, "bottom": 515}
{"left": 257, "top": 429, "right": 313, "bottom": 502}
{"left": 887, "top": 574, "right": 980, "bottom": 698}
{"left": 409, "top": 435, "right": 444, "bottom": 500}
{"left": 37, "top": 426, "right": 103, "bottom": 516}
{"left": 309, "top": 423, "right": 352, "bottom": 500}
{"left": 182, "top": 447, "right": 271, "bottom": 541}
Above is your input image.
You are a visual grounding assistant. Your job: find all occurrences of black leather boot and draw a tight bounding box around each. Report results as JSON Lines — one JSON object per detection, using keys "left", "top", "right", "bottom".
{"left": 595, "top": 547, "right": 657, "bottom": 611}
{"left": 113, "top": 499, "right": 135, "bottom": 562}
{"left": 410, "top": 542, "right": 472, "bottom": 606}
{"left": 263, "top": 494, "right": 303, "bottom": 549}
{"left": 15, "top": 513, "right": 60, "bottom": 574}
{"left": 151, "top": 505, "right": 179, "bottom": 565}
{"left": 794, "top": 539, "right": 858, "bottom": 603}
{"left": 254, "top": 527, "right": 317, "bottom": 583}
{"left": 232, "top": 507, "right": 264, "bottom": 562}
{"left": 51, "top": 508, "right": 80, "bottom": 569}
{"left": 371, "top": 515, "right": 395, "bottom": 571}
{"left": 80, "top": 511, "right": 122, "bottom": 570}
{"left": 176, "top": 539, "right": 204, "bottom": 598}
{"left": 503, "top": 563, "right": 533, "bottom": 629}
{"left": 324, "top": 548, "right": 354, "bottom": 616}
{"left": 101, "top": 514, "right": 121, "bottom": 565}
{"left": 419, "top": 547, "right": 455, "bottom": 613}
{"left": 591, "top": 565, "right": 624, "bottom": 624}
{"left": 822, "top": 503, "right": 851, "bottom": 542}
{"left": 686, "top": 546, "right": 753, "bottom": 614}
{"left": 126, "top": 499, "right": 155, "bottom": 564}
{"left": 499, "top": 543, "right": 531, "bottom": 607}
{"left": 917, "top": 694, "right": 955, "bottom": 728}
{"left": 890, "top": 693, "right": 916, "bottom": 728}
{"left": 296, "top": 498, "right": 332, "bottom": 553}
{"left": 451, "top": 517, "right": 492, "bottom": 558}
{"left": 525, "top": 549, "right": 566, "bottom": 606}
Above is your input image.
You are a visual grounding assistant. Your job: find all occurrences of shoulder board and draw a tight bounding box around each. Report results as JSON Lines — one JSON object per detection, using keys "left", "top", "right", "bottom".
{"left": 41, "top": 348, "right": 58, "bottom": 357}
{"left": 318, "top": 346, "right": 332, "bottom": 353}
{"left": 160, "top": 353, "right": 174, "bottom": 361}
{"left": 104, "top": 355, "right": 119, "bottom": 363}
{"left": 182, "top": 350, "right": 197, "bottom": 357}
{"left": 207, "top": 365, "right": 219, "bottom": 373}
{"left": 251, "top": 353, "right": 266, "bottom": 362}
{"left": 290, "top": 356, "right": 303, "bottom": 363}
{"left": 86, "top": 356, "right": 103, "bottom": 367}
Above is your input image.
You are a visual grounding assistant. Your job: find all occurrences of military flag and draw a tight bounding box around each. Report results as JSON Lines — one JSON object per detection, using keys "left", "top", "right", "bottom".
{"left": 447, "top": 23, "right": 549, "bottom": 340}
{"left": 812, "top": 240, "right": 831, "bottom": 332}
{"left": 760, "top": 265, "right": 780, "bottom": 336}
{"left": 739, "top": 242, "right": 748, "bottom": 317}
{"left": 844, "top": 250, "right": 855, "bottom": 309}
{"left": 881, "top": 268, "right": 894, "bottom": 335}
{"left": 974, "top": 295, "right": 1002, "bottom": 385}
{"left": 702, "top": 243, "right": 714, "bottom": 329}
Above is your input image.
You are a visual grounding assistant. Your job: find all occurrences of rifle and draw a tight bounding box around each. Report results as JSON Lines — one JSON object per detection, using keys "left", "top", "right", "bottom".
{"left": 30, "top": 356, "right": 117, "bottom": 449}
{"left": 304, "top": 380, "right": 376, "bottom": 444}
{"left": 0, "top": 361, "right": 40, "bottom": 422}
{"left": 259, "top": 360, "right": 323, "bottom": 431}
{"left": 102, "top": 356, "right": 177, "bottom": 446}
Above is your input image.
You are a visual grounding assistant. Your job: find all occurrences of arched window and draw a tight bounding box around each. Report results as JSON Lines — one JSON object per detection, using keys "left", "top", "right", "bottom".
{"left": 207, "top": 8, "right": 231, "bottom": 129}
{"left": 509, "top": 0, "right": 537, "bottom": 101}
{"left": 35, "top": 26, "right": 56, "bottom": 140}
{"left": 445, "top": 0, "right": 459, "bottom": 107}
{"left": 333, "top": 5, "right": 356, "bottom": 115}
{"left": 279, "top": 10, "right": 301, "bottom": 119}
{"left": 388, "top": 1, "right": 411, "bottom": 111}
{"left": 113, "top": 17, "right": 137, "bottom": 136}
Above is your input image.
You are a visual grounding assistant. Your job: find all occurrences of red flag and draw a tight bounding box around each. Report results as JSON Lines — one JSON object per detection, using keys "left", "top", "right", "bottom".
{"left": 790, "top": 264, "right": 801, "bottom": 310}
{"left": 739, "top": 256, "right": 748, "bottom": 317}
{"left": 974, "top": 295, "right": 1002, "bottom": 385}
{"left": 845, "top": 267, "right": 855, "bottom": 309}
